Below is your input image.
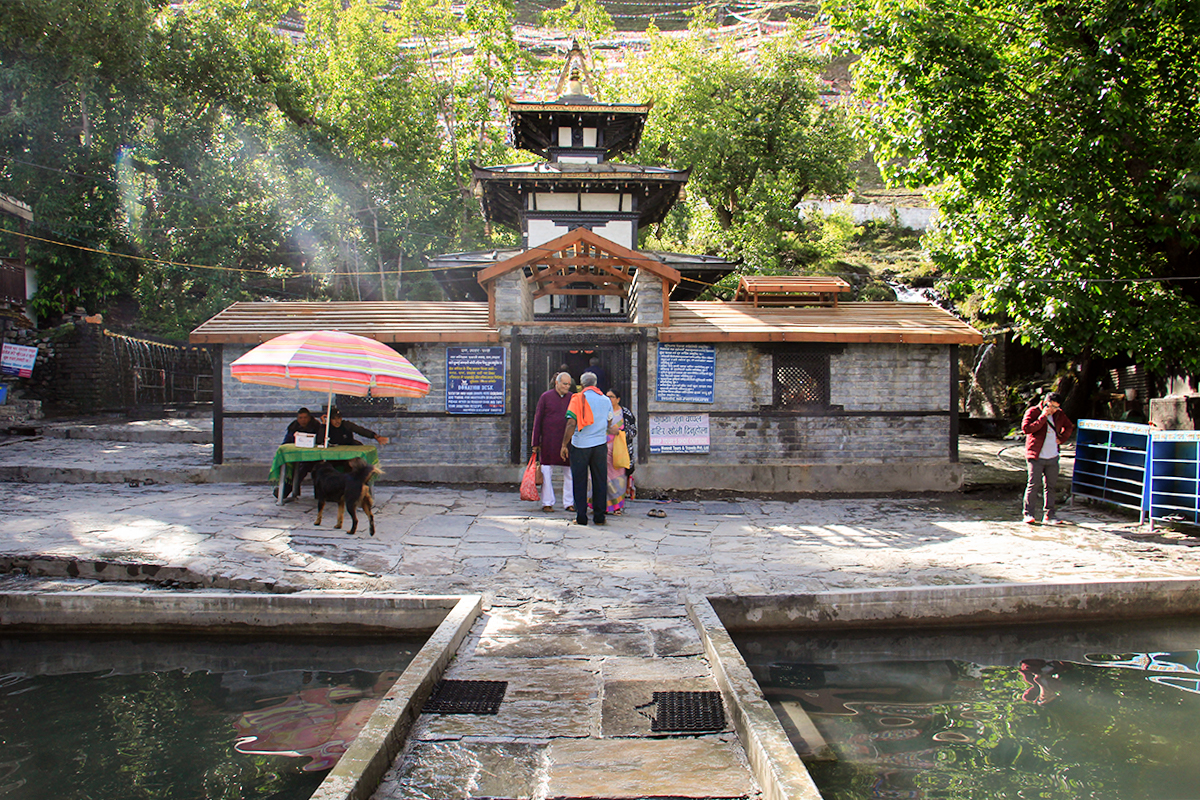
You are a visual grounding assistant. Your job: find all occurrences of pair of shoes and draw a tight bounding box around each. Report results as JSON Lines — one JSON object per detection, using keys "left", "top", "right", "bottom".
{"left": 565, "top": 505, "right": 575, "bottom": 512}
{"left": 1022, "top": 515, "right": 1037, "bottom": 524}
{"left": 542, "top": 505, "right": 553, "bottom": 513}
{"left": 648, "top": 508, "right": 667, "bottom": 518}
{"left": 1043, "top": 517, "right": 1065, "bottom": 525}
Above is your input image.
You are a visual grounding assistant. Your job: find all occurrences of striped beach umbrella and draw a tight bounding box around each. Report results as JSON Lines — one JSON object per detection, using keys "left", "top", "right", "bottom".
{"left": 231, "top": 330, "right": 430, "bottom": 444}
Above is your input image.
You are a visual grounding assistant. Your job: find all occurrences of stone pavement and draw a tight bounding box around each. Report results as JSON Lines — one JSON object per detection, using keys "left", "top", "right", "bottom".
{"left": 1, "top": 422, "right": 1196, "bottom": 798}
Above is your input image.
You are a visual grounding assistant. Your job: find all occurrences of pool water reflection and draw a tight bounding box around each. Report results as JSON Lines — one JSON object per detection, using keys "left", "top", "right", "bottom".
{"left": 0, "top": 635, "right": 421, "bottom": 800}
{"left": 737, "top": 618, "right": 1200, "bottom": 800}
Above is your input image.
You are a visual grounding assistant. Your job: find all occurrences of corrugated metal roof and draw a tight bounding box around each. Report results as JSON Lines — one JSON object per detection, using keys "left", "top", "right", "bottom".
{"left": 660, "top": 301, "right": 984, "bottom": 345}
{"left": 189, "top": 301, "right": 500, "bottom": 344}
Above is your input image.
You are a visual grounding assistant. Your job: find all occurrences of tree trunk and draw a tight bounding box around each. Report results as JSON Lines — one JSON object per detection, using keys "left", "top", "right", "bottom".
{"left": 78, "top": 83, "right": 91, "bottom": 149}
{"left": 1062, "top": 354, "right": 1093, "bottom": 422}
{"left": 370, "top": 206, "right": 386, "bottom": 301}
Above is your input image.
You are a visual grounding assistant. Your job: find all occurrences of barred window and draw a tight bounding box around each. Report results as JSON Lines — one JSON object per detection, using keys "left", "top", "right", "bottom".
{"left": 772, "top": 349, "right": 831, "bottom": 409}
{"left": 337, "top": 394, "right": 395, "bottom": 413}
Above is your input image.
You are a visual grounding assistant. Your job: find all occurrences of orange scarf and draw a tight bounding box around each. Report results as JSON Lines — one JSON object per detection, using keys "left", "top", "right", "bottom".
{"left": 566, "top": 386, "right": 604, "bottom": 428}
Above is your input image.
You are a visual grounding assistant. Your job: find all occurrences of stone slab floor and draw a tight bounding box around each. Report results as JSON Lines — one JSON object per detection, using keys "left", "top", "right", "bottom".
{"left": 2, "top": 481, "right": 1199, "bottom": 798}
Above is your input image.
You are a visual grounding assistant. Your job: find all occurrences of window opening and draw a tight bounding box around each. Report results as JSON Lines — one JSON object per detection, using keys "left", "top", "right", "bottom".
{"left": 773, "top": 349, "right": 831, "bottom": 409}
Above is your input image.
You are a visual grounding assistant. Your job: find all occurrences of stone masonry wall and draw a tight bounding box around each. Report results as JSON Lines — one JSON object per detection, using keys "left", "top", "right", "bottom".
{"left": 630, "top": 271, "right": 664, "bottom": 326}
{"left": 221, "top": 342, "right": 510, "bottom": 465}
{"left": 493, "top": 271, "right": 533, "bottom": 323}
{"left": 2, "top": 321, "right": 211, "bottom": 414}
{"left": 647, "top": 342, "right": 952, "bottom": 464}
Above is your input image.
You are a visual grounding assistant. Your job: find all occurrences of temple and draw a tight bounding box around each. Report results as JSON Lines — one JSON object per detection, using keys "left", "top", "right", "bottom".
{"left": 192, "top": 46, "right": 983, "bottom": 493}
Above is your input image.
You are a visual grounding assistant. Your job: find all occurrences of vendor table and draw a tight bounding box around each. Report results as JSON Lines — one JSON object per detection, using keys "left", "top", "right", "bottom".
{"left": 270, "top": 444, "right": 379, "bottom": 506}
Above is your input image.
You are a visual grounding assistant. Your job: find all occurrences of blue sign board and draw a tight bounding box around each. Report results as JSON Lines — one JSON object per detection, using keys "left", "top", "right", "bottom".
{"left": 655, "top": 344, "right": 715, "bottom": 403}
{"left": 446, "top": 347, "right": 506, "bottom": 414}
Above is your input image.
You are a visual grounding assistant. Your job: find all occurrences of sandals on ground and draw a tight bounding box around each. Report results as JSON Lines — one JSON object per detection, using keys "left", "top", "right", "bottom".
{"left": 647, "top": 508, "right": 666, "bottom": 518}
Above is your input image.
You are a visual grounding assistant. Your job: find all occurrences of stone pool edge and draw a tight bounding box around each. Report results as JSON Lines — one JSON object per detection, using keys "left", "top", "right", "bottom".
{"left": 313, "top": 594, "right": 481, "bottom": 800}
{"left": 688, "top": 577, "right": 1200, "bottom": 800}
{"left": 0, "top": 589, "right": 483, "bottom": 800}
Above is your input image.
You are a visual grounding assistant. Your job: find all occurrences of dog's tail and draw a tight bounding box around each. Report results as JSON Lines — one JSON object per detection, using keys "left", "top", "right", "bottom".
{"left": 346, "top": 456, "right": 383, "bottom": 483}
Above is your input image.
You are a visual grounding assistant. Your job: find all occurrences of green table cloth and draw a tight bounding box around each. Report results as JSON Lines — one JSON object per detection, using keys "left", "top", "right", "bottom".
{"left": 270, "top": 444, "right": 379, "bottom": 504}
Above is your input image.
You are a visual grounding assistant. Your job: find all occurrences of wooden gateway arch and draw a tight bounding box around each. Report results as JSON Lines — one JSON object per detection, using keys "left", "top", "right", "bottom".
{"left": 475, "top": 226, "right": 682, "bottom": 326}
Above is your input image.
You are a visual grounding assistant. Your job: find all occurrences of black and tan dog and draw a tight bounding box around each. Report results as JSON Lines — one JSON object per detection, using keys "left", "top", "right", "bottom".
{"left": 313, "top": 457, "right": 382, "bottom": 536}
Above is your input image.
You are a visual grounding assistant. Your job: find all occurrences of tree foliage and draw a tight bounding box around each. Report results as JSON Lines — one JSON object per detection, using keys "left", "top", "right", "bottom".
{"left": 1, "top": 0, "right": 867, "bottom": 332}
{"left": 833, "top": 0, "right": 1200, "bottom": 375}
{"left": 624, "top": 19, "right": 861, "bottom": 277}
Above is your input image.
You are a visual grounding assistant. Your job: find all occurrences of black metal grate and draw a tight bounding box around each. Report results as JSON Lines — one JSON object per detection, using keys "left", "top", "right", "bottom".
{"left": 422, "top": 680, "right": 508, "bottom": 714}
{"left": 337, "top": 393, "right": 395, "bottom": 413}
{"left": 648, "top": 691, "right": 726, "bottom": 732}
{"left": 773, "top": 350, "right": 830, "bottom": 409}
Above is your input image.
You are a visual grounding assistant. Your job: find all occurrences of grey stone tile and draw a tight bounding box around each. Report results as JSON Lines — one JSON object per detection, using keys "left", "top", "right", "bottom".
{"left": 545, "top": 737, "right": 754, "bottom": 799}
{"left": 376, "top": 740, "right": 546, "bottom": 800}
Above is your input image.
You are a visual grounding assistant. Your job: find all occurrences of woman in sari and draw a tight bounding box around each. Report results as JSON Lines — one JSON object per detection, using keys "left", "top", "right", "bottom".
{"left": 604, "top": 386, "right": 631, "bottom": 515}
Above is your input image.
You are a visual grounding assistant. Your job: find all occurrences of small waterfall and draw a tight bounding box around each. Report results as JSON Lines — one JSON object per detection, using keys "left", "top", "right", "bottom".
{"left": 965, "top": 339, "right": 1007, "bottom": 419}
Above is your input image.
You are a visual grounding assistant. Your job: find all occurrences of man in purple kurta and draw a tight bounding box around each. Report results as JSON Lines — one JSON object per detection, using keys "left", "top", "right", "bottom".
{"left": 531, "top": 371, "right": 575, "bottom": 512}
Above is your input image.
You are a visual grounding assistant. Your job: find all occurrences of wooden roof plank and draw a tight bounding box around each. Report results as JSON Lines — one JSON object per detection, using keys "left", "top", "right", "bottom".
{"left": 659, "top": 301, "right": 983, "bottom": 345}
{"left": 189, "top": 301, "right": 501, "bottom": 344}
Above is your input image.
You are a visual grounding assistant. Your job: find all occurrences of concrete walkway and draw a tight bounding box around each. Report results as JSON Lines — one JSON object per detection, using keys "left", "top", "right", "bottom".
{"left": 1, "top": 420, "right": 1195, "bottom": 798}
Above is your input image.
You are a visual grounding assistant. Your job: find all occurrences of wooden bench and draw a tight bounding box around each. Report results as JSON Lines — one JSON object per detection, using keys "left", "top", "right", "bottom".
{"left": 733, "top": 276, "right": 852, "bottom": 308}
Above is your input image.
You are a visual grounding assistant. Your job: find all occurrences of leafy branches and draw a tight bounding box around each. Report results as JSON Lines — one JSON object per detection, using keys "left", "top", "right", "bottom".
{"left": 624, "top": 20, "right": 861, "bottom": 273}
{"left": 835, "top": 0, "right": 1200, "bottom": 374}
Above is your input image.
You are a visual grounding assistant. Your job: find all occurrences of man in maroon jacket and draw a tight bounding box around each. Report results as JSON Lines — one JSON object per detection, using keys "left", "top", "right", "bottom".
{"left": 1021, "top": 391, "right": 1075, "bottom": 524}
{"left": 531, "top": 371, "right": 575, "bottom": 513}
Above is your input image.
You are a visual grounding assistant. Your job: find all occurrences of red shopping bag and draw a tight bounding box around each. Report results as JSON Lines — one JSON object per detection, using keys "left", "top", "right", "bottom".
{"left": 520, "top": 454, "right": 540, "bottom": 501}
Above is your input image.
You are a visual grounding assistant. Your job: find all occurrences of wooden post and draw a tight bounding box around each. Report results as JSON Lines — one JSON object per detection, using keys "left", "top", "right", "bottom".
{"left": 509, "top": 330, "right": 522, "bottom": 464}
{"left": 949, "top": 344, "right": 959, "bottom": 463}
{"left": 637, "top": 333, "right": 648, "bottom": 464}
{"left": 661, "top": 278, "right": 670, "bottom": 327}
{"left": 212, "top": 344, "right": 224, "bottom": 465}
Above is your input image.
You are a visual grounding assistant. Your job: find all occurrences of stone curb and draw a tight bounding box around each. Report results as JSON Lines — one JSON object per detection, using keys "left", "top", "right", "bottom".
{"left": 0, "top": 466, "right": 213, "bottom": 484}
{"left": 43, "top": 426, "right": 212, "bottom": 444}
{"left": 0, "top": 554, "right": 289, "bottom": 593}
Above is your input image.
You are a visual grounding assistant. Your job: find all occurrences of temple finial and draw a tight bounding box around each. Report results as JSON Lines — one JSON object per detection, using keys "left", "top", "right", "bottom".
{"left": 554, "top": 39, "right": 597, "bottom": 99}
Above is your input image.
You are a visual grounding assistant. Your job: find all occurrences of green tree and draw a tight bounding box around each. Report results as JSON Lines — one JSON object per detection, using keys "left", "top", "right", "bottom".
{"left": 833, "top": 0, "right": 1200, "bottom": 381}
{"left": 624, "top": 19, "right": 861, "bottom": 276}
{"left": 0, "top": 0, "right": 163, "bottom": 316}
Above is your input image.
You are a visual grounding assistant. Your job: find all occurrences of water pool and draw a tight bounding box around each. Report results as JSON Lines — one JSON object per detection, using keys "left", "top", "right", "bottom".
{"left": 0, "top": 634, "right": 422, "bottom": 800}
{"left": 736, "top": 618, "right": 1200, "bottom": 800}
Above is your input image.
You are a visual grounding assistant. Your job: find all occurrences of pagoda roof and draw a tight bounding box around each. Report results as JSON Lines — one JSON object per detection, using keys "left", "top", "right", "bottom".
{"left": 506, "top": 97, "right": 651, "bottom": 158}
{"left": 471, "top": 161, "right": 689, "bottom": 230}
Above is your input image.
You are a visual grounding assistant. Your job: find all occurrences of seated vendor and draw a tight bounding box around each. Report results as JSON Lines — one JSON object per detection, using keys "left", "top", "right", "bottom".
{"left": 283, "top": 407, "right": 320, "bottom": 444}
{"left": 277, "top": 407, "right": 322, "bottom": 499}
{"left": 320, "top": 406, "right": 389, "bottom": 447}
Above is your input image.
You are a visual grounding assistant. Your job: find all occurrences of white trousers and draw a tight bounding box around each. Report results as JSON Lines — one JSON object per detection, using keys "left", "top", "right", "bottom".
{"left": 539, "top": 464, "right": 574, "bottom": 508}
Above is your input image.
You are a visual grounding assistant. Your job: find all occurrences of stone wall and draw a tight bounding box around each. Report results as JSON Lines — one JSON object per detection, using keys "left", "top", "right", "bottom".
{"left": 1, "top": 321, "right": 210, "bottom": 414}
{"left": 220, "top": 342, "right": 511, "bottom": 466}
{"left": 647, "top": 342, "right": 952, "bottom": 464}
{"left": 493, "top": 271, "right": 533, "bottom": 323}
{"left": 216, "top": 338, "right": 960, "bottom": 490}
{"left": 630, "top": 270, "right": 664, "bottom": 325}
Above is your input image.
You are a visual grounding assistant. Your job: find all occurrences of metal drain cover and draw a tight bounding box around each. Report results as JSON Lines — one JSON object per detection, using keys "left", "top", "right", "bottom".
{"left": 649, "top": 691, "right": 725, "bottom": 732}
{"left": 422, "top": 680, "right": 508, "bottom": 714}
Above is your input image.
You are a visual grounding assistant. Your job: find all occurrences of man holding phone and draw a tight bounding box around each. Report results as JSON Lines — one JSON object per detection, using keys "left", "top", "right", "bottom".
{"left": 1021, "top": 391, "right": 1075, "bottom": 524}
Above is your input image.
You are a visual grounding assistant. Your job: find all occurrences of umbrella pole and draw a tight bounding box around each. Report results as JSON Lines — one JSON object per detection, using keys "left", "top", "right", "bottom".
{"left": 324, "top": 386, "right": 332, "bottom": 447}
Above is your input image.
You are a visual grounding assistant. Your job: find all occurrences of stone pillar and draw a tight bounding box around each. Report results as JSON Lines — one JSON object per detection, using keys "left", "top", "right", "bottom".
{"left": 631, "top": 270, "right": 663, "bottom": 326}
{"left": 493, "top": 271, "right": 533, "bottom": 323}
